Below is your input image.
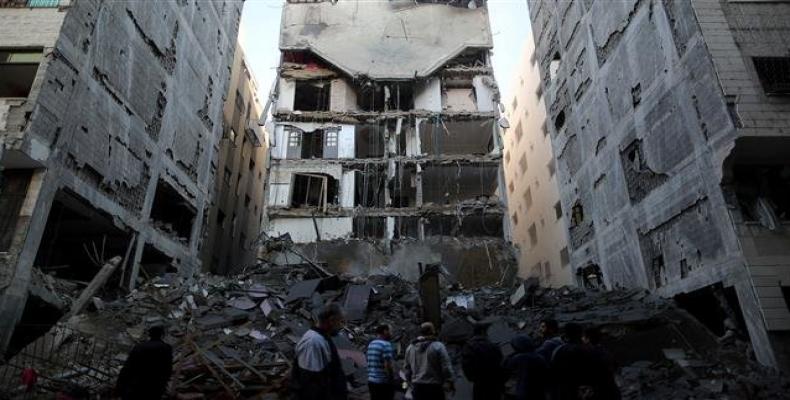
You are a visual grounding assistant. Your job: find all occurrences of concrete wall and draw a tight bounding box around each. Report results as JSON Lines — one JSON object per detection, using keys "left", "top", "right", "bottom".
{"left": 503, "top": 36, "right": 572, "bottom": 287}
{"left": 527, "top": 0, "right": 784, "bottom": 367}
{"left": 0, "top": 0, "right": 243, "bottom": 353}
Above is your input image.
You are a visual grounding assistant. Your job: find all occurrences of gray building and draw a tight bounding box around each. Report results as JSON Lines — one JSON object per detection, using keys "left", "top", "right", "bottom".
{"left": 262, "top": 0, "right": 515, "bottom": 285}
{"left": 200, "top": 44, "right": 269, "bottom": 275}
{"left": 0, "top": 0, "right": 242, "bottom": 355}
{"left": 527, "top": 0, "right": 790, "bottom": 369}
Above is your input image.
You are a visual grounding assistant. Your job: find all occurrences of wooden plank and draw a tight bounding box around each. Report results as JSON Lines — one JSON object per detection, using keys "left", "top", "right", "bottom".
{"left": 63, "top": 256, "right": 122, "bottom": 319}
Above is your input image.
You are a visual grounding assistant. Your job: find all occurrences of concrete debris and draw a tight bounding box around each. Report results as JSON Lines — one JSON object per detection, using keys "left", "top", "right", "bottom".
{"left": 1, "top": 267, "right": 789, "bottom": 399}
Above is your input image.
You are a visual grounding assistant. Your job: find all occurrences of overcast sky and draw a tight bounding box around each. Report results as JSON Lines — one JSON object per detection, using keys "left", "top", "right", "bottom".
{"left": 238, "top": 0, "right": 532, "bottom": 103}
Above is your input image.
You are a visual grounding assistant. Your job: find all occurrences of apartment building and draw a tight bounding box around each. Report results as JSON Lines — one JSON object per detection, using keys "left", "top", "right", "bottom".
{"left": 0, "top": 0, "right": 242, "bottom": 354}
{"left": 200, "top": 45, "right": 268, "bottom": 275}
{"left": 527, "top": 0, "right": 790, "bottom": 369}
{"left": 262, "top": 0, "right": 515, "bottom": 285}
{"left": 503, "top": 37, "right": 571, "bottom": 287}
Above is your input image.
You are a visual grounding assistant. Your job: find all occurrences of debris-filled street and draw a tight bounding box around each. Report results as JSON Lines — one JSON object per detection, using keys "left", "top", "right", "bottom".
{"left": 2, "top": 263, "right": 788, "bottom": 399}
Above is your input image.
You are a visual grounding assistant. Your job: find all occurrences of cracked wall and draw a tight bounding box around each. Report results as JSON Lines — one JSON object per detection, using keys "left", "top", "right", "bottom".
{"left": 0, "top": 0, "right": 243, "bottom": 354}
{"left": 528, "top": 0, "right": 790, "bottom": 368}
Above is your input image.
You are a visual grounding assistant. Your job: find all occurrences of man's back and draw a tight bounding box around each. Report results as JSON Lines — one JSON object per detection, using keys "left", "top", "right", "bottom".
{"left": 404, "top": 338, "right": 453, "bottom": 385}
{"left": 367, "top": 338, "right": 395, "bottom": 383}
{"left": 461, "top": 336, "right": 503, "bottom": 382}
{"left": 117, "top": 340, "right": 173, "bottom": 399}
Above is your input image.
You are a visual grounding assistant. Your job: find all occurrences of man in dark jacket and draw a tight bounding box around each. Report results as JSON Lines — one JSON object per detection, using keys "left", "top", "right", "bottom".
{"left": 582, "top": 327, "right": 621, "bottom": 400}
{"left": 292, "top": 303, "right": 348, "bottom": 400}
{"left": 116, "top": 325, "right": 173, "bottom": 400}
{"left": 461, "top": 323, "right": 505, "bottom": 400}
{"left": 503, "top": 335, "right": 548, "bottom": 400}
{"left": 550, "top": 323, "right": 588, "bottom": 400}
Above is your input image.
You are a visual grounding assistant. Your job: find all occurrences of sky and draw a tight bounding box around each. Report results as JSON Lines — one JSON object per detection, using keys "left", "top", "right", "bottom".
{"left": 238, "top": 0, "right": 532, "bottom": 103}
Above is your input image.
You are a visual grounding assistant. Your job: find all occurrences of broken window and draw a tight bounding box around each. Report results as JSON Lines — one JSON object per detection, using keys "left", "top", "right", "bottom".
{"left": 549, "top": 52, "right": 561, "bottom": 82}
{"left": 358, "top": 82, "right": 414, "bottom": 112}
{"left": 354, "top": 124, "right": 385, "bottom": 158}
{"left": 140, "top": 243, "right": 176, "bottom": 277}
{"left": 547, "top": 159, "right": 556, "bottom": 177}
{"left": 291, "top": 173, "right": 338, "bottom": 209}
{"left": 508, "top": 181, "right": 515, "bottom": 194}
{"left": 505, "top": 151, "right": 511, "bottom": 164}
{"left": 730, "top": 164, "right": 790, "bottom": 224}
{"left": 34, "top": 189, "right": 133, "bottom": 282}
{"left": 528, "top": 223, "right": 538, "bottom": 246}
{"left": 554, "top": 201, "right": 563, "bottom": 220}
{"left": 389, "top": 163, "right": 418, "bottom": 208}
{"left": 542, "top": 121, "right": 548, "bottom": 137}
{"left": 294, "top": 80, "right": 330, "bottom": 111}
{"left": 301, "top": 130, "right": 324, "bottom": 159}
{"left": 576, "top": 264, "right": 604, "bottom": 290}
{"left": 519, "top": 154, "right": 528, "bottom": 173}
{"left": 443, "top": 77, "right": 478, "bottom": 112}
{"left": 554, "top": 110, "right": 566, "bottom": 131}
{"left": 223, "top": 168, "right": 232, "bottom": 187}
{"left": 620, "top": 140, "right": 669, "bottom": 203}
{"left": 536, "top": 85, "right": 543, "bottom": 100}
{"left": 394, "top": 217, "right": 420, "bottom": 239}
{"left": 571, "top": 203, "right": 584, "bottom": 226}
{"left": 512, "top": 96, "right": 518, "bottom": 111}
{"left": 353, "top": 217, "right": 386, "bottom": 239}
{"left": 752, "top": 57, "right": 790, "bottom": 95}
{"left": 0, "top": 169, "right": 32, "bottom": 251}
{"left": 216, "top": 210, "right": 226, "bottom": 228}
{"left": 651, "top": 255, "right": 666, "bottom": 289}
{"left": 425, "top": 215, "right": 503, "bottom": 237}
{"left": 354, "top": 166, "right": 387, "bottom": 208}
{"left": 0, "top": 49, "right": 42, "bottom": 98}
{"left": 150, "top": 180, "right": 197, "bottom": 241}
{"left": 511, "top": 212, "right": 519, "bottom": 226}
{"left": 419, "top": 118, "right": 495, "bottom": 156}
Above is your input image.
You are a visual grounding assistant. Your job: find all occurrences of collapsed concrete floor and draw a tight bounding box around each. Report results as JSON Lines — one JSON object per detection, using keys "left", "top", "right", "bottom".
{"left": 1, "top": 261, "right": 788, "bottom": 400}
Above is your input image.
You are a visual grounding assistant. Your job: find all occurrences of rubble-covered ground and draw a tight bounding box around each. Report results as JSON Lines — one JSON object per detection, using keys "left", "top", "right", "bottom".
{"left": 1, "top": 264, "right": 788, "bottom": 399}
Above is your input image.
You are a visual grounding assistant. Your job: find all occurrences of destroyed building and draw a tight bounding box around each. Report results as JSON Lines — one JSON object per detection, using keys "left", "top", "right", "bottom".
{"left": 0, "top": 0, "right": 243, "bottom": 356}
{"left": 200, "top": 44, "right": 269, "bottom": 275}
{"left": 527, "top": 0, "right": 790, "bottom": 370}
{"left": 503, "top": 36, "right": 572, "bottom": 287}
{"left": 263, "top": 0, "right": 515, "bottom": 286}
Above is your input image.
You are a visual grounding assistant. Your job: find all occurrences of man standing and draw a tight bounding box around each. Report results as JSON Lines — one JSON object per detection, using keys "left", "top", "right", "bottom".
{"left": 367, "top": 324, "right": 396, "bottom": 400}
{"left": 292, "top": 303, "right": 348, "bottom": 400}
{"left": 461, "top": 323, "right": 505, "bottom": 400}
{"left": 550, "top": 323, "right": 587, "bottom": 400}
{"left": 503, "top": 335, "right": 548, "bottom": 400}
{"left": 535, "top": 318, "right": 563, "bottom": 362}
{"left": 116, "top": 325, "right": 173, "bottom": 400}
{"left": 582, "top": 327, "right": 621, "bottom": 400}
{"left": 403, "top": 322, "right": 455, "bottom": 400}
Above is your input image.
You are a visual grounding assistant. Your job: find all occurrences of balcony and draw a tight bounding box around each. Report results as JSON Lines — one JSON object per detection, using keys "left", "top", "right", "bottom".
{"left": 0, "top": 0, "right": 60, "bottom": 8}
{"left": 245, "top": 120, "right": 264, "bottom": 148}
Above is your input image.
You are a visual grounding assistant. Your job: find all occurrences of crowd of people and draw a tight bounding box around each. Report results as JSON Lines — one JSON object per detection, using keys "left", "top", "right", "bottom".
{"left": 289, "top": 303, "right": 622, "bottom": 400}
{"left": 114, "top": 303, "right": 620, "bottom": 400}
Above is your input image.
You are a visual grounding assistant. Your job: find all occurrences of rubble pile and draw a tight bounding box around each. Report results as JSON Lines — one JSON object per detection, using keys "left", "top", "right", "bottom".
{"left": 1, "top": 266, "right": 788, "bottom": 399}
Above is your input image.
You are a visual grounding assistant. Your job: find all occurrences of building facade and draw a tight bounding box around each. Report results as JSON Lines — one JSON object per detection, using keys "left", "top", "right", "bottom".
{"left": 0, "top": 0, "right": 243, "bottom": 354}
{"left": 262, "top": 0, "right": 515, "bottom": 285}
{"left": 527, "top": 0, "right": 790, "bottom": 369}
{"left": 503, "top": 37, "right": 572, "bottom": 287}
{"left": 200, "top": 45, "right": 268, "bottom": 275}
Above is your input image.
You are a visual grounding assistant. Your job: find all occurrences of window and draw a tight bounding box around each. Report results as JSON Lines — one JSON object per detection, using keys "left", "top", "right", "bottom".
{"left": 235, "top": 89, "right": 245, "bottom": 112}
{"left": 512, "top": 97, "right": 518, "bottom": 111}
{"left": 515, "top": 121, "right": 524, "bottom": 143}
{"left": 505, "top": 151, "right": 511, "bottom": 164}
{"left": 524, "top": 187, "right": 533, "bottom": 210}
{"left": 571, "top": 203, "right": 584, "bottom": 226}
{"left": 536, "top": 85, "right": 543, "bottom": 100}
{"left": 512, "top": 212, "right": 519, "bottom": 226}
{"left": 249, "top": 158, "right": 255, "bottom": 171}
{"left": 227, "top": 128, "right": 237, "bottom": 143}
{"left": 752, "top": 57, "right": 790, "bottom": 95}
{"left": 291, "top": 173, "right": 338, "bottom": 209}
{"left": 508, "top": 181, "right": 515, "bottom": 193}
{"left": 287, "top": 129, "right": 301, "bottom": 148}
{"left": 542, "top": 121, "right": 548, "bottom": 137}
{"left": 543, "top": 261, "right": 552, "bottom": 279}
{"left": 554, "top": 201, "right": 562, "bottom": 220}
{"left": 528, "top": 223, "right": 538, "bottom": 246}
{"left": 547, "top": 159, "right": 556, "bottom": 177}
{"left": 0, "top": 49, "right": 42, "bottom": 98}
{"left": 325, "top": 130, "right": 338, "bottom": 147}
{"left": 560, "top": 247, "right": 570, "bottom": 267}
{"left": 530, "top": 52, "right": 537, "bottom": 66}
{"left": 519, "top": 154, "right": 528, "bottom": 173}
{"left": 549, "top": 52, "right": 561, "bottom": 82}
{"left": 294, "top": 80, "right": 331, "bottom": 111}
{"left": 244, "top": 194, "right": 251, "bottom": 208}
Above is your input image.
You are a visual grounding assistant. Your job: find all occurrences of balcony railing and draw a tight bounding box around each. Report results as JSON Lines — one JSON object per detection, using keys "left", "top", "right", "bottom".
{"left": 0, "top": 0, "right": 60, "bottom": 8}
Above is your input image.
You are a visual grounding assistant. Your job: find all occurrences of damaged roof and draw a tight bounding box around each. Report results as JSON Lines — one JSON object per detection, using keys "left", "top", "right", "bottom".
{"left": 280, "top": 0, "right": 494, "bottom": 80}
